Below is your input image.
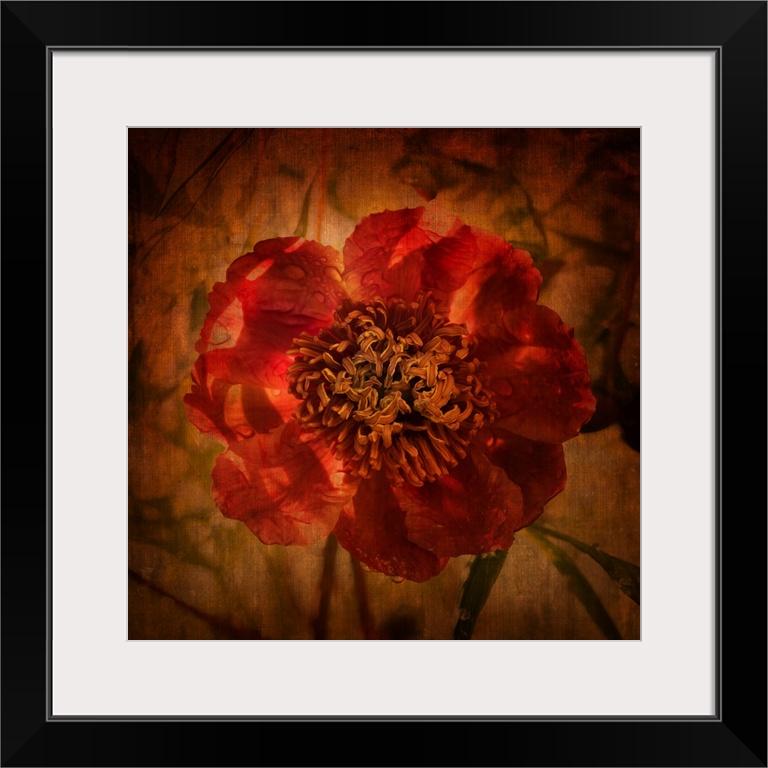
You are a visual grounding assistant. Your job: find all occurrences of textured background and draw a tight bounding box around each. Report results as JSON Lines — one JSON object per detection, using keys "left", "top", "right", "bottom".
{"left": 128, "top": 128, "right": 640, "bottom": 640}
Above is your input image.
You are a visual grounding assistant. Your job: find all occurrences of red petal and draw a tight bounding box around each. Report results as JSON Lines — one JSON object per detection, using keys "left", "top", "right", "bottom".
{"left": 395, "top": 448, "right": 523, "bottom": 558}
{"left": 478, "top": 304, "right": 597, "bottom": 443}
{"left": 449, "top": 230, "right": 542, "bottom": 331}
{"left": 342, "top": 207, "right": 476, "bottom": 303}
{"left": 211, "top": 421, "right": 359, "bottom": 546}
{"left": 333, "top": 472, "right": 448, "bottom": 583}
{"left": 481, "top": 428, "right": 567, "bottom": 530}
{"left": 195, "top": 238, "right": 346, "bottom": 390}
{"left": 184, "top": 356, "right": 297, "bottom": 444}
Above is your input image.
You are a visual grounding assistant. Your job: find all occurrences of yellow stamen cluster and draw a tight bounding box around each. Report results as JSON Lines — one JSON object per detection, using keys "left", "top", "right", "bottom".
{"left": 286, "top": 292, "right": 498, "bottom": 486}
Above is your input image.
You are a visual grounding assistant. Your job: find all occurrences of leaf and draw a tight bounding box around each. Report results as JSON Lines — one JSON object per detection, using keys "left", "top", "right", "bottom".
{"left": 135, "top": 128, "right": 254, "bottom": 261}
{"left": 453, "top": 550, "right": 508, "bottom": 640}
{"left": 293, "top": 176, "right": 315, "bottom": 238}
{"left": 547, "top": 229, "right": 633, "bottom": 268}
{"left": 127, "top": 339, "right": 178, "bottom": 418}
{"left": 189, "top": 282, "right": 209, "bottom": 333}
{"left": 527, "top": 528, "right": 623, "bottom": 639}
{"left": 531, "top": 524, "right": 640, "bottom": 605}
{"left": 128, "top": 128, "right": 180, "bottom": 216}
{"left": 157, "top": 128, "right": 253, "bottom": 222}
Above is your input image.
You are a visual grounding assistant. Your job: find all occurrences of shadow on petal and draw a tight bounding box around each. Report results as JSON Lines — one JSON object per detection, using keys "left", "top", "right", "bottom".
{"left": 196, "top": 238, "right": 347, "bottom": 390}
{"left": 396, "top": 448, "right": 523, "bottom": 558}
{"left": 184, "top": 356, "right": 295, "bottom": 444}
{"left": 480, "top": 428, "right": 567, "bottom": 530}
{"left": 333, "top": 472, "right": 448, "bottom": 583}
{"left": 478, "top": 304, "right": 596, "bottom": 444}
{"left": 211, "top": 421, "right": 359, "bottom": 546}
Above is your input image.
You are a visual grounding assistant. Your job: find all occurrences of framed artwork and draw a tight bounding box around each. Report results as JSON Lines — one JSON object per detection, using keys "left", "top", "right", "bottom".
{"left": 128, "top": 125, "right": 640, "bottom": 643}
{"left": 4, "top": 1, "right": 765, "bottom": 766}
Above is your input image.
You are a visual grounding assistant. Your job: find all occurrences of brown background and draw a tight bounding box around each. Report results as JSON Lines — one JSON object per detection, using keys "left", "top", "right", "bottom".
{"left": 128, "top": 128, "right": 640, "bottom": 640}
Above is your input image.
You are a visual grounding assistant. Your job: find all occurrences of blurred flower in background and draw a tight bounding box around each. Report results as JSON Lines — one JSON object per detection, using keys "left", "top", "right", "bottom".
{"left": 184, "top": 206, "right": 596, "bottom": 582}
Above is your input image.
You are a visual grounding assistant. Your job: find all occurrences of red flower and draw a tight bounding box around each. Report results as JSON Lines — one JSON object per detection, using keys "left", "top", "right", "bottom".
{"left": 185, "top": 206, "right": 596, "bottom": 582}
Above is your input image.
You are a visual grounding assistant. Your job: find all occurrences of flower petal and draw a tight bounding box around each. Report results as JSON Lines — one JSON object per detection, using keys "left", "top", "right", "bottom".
{"left": 333, "top": 472, "right": 448, "bottom": 582}
{"left": 449, "top": 230, "right": 542, "bottom": 331}
{"left": 481, "top": 428, "right": 567, "bottom": 530}
{"left": 478, "top": 304, "right": 596, "bottom": 443}
{"left": 195, "top": 238, "right": 346, "bottom": 390}
{"left": 342, "top": 206, "right": 476, "bottom": 303}
{"left": 184, "top": 356, "right": 296, "bottom": 444}
{"left": 211, "top": 421, "right": 359, "bottom": 546}
{"left": 395, "top": 448, "right": 524, "bottom": 558}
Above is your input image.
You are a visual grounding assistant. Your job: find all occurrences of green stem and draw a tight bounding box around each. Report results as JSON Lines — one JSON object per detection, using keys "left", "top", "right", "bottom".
{"left": 527, "top": 528, "right": 622, "bottom": 639}
{"left": 312, "top": 534, "right": 337, "bottom": 640}
{"left": 530, "top": 524, "right": 640, "bottom": 605}
{"left": 351, "top": 556, "right": 376, "bottom": 639}
{"left": 453, "top": 550, "right": 508, "bottom": 640}
{"left": 530, "top": 523, "right": 594, "bottom": 552}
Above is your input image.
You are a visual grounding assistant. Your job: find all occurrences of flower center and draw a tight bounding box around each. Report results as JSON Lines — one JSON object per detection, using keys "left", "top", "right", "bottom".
{"left": 286, "top": 292, "right": 498, "bottom": 487}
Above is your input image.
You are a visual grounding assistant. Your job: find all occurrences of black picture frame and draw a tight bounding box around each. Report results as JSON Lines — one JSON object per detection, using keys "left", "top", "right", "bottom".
{"left": 3, "top": 2, "right": 765, "bottom": 766}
